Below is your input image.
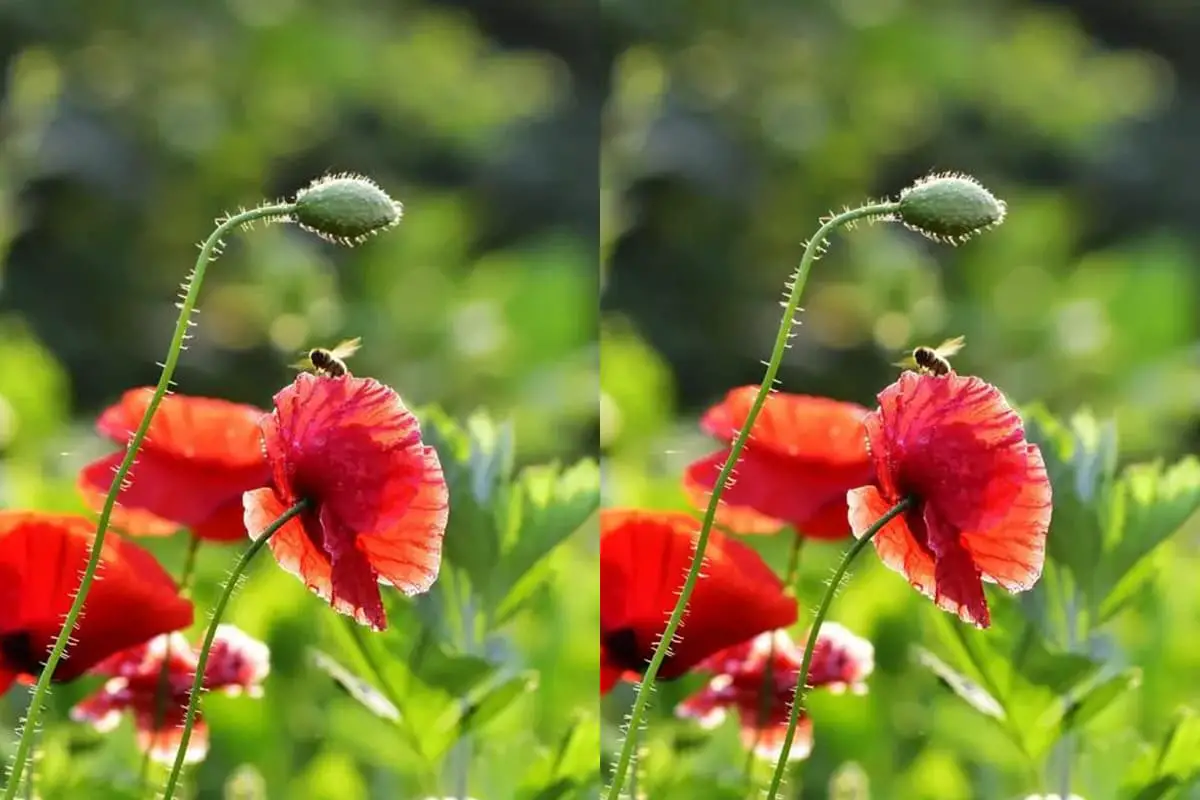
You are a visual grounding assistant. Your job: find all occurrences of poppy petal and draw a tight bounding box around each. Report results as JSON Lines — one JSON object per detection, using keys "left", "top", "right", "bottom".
{"left": 701, "top": 387, "right": 870, "bottom": 466}
{"left": 961, "top": 444, "right": 1051, "bottom": 592}
{"left": 323, "top": 505, "right": 388, "bottom": 632}
{"left": 681, "top": 470, "right": 784, "bottom": 535}
{"left": 676, "top": 679, "right": 731, "bottom": 729}
{"left": 69, "top": 678, "right": 129, "bottom": 732}
{"left": 98, "top": 388, "right": 265, "bottom": 469}
{"left": 848, "top": 486, "right": 936, "bottom": 603}
{"left": 741, "top": 713, "right": 814, "bottom": 763}
{"left": 600, "top": 658, "right": 621, "bottom": 695}
{"left": 79, "top": 452, "right": 264, "bottom": 538}
{"left": 872, "top": 373, "right": 1028, "bottom": 533}
{"left": 357, "top": 446, "right": 448, "bottom": 596}
{"left": 75, "top": 473, "right": 179, "bottom": 537}
{"left": 685, "top": 449, "right": 865, "bottom": 538}
{"left": 204, "top": 625, "right": 271, "bottom": 694}
{"left": 0, "top": 513, "right": 194, "bottom": 682}
{"left": 138, "top": 708, "right": 208, "bottom": 766}
{"left": 244, "top": 488, "right": 333, "bottom": 603}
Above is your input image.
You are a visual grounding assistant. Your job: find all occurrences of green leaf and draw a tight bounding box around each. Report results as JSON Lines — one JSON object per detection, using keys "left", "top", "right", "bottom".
{"left": 405, "top": 628, "right": 499, "bottom": 697}
{"left": 1097, "top": 457, "right": 1200, "bottom": 625}
{"left": 1123, "top": 709, "right": 1200, "bottom": 799}
{"left": 1060, "top": 667, "right": 1141, "bottom": 733}
{"left": 418, "top": 406, "right": 514, "bottom": 599}
{"left": 1022, "top": 405, "right": 1117, "bottom": 604}
{"left": 516, "top": 714, "right": 602, "bottom": 800}
{"left": 310, "top": 649, "right": 401, "bottom": 722}
{"left": 460, "top": 670, "right": 538, "bottom": 735}
{"left": 914, "top": 647, "right": 1005, "bottom": 719}
{"left": 491, "top": 460, "right": 600, "bottom": 624}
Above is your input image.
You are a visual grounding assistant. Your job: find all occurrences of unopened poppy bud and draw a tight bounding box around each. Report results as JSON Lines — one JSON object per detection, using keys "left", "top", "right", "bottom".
{"left": 897, "top": 172, "right": 1006, "bottom": 245}
{"left": 292, "top": 173, "right": 402, "bottom": 245}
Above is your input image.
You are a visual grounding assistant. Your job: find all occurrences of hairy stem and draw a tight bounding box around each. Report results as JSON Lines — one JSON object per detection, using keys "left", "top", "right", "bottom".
{"left": 763, "top": 498, "right": 911, "bottom": 798}
{"left": 2, "top": 203, "right": 293, "bottom": 800}
{"left": 605, "top": 202, "right": 898, "bottom": 800}
{"left": 160, "top": 499, "right": 308, "bottom": 799}
{"left": 138, "top": 533, "right": 204, "bottom": 790}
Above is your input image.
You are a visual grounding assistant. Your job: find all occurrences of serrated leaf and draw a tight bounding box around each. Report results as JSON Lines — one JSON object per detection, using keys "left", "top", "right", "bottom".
{"left": 418, "top": 407, "right": 512, "bottom": 598}
{"left": 915, "top": 647, "right": 1005, "bottom": 719}
{"left": 490, "top": 460, "right": 600, "bottom": 624}
{"left": 1060, "top": 667, "right": 1140, "bottom": 733}
{"left": 1097, "top": 457, "right": 1200, "bottom": 625}
{"left": 1022, "top": 405, "right": 1116, "bottom": 605}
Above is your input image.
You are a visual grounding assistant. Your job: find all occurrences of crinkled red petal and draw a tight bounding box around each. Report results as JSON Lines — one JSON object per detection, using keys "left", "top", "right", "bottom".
{"left": 599, "top": 510, "right": 797, "bottom": 680}
{"left": 700, "top": 386, "right": 870, "bottom": 466}
{"left": 848, "top": 485, "right": 936, "bottom": 605}
{"left": 681, "top": 470, "right": 784, "bottom": 535}
{"left": 97, "top": 388, "right": 266, "bottom": 470}
{"left": 684, "top": 449, "right": 866, "bottom": 538}
{"left": 356, "top": 445, "right": 448, "bottom": 596}
{"left": 0, "top": 512, "right": 193, "bottom": 682}
{"left": 75, "top": 472, "right": 179, "bottom": 537}
{"left": 871, "top": 373, "right": 1030, "bottom": 533}
{"left": 79, "top": 451, "right": 266, "bottom": 542}
{"left": 245, "top": 488, "right": 334, "bottom": 606}
{"left": 960, "top": 443, "right": 1050, "bottom": 592}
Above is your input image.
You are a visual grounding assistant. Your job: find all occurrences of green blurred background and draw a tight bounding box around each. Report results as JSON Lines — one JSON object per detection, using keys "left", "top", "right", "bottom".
{"left": 601, "top": 1, "right": 1200, "bottom": 799}
{"left": 0, "top": 1, "right": 599, "bottom": 799}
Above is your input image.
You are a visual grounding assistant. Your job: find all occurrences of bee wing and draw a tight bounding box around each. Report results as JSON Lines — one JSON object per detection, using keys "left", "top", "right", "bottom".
{"left": 933, "top": 335, "right": 966, "bottom": 358}
{"left": 288, "top": 355, "right": 314, "bottom": 371}
{"left": 892, "top": 354, "right": 919, "bottom": 369}
{"left": 329, "top": 337, "right": 362, "bottom": 360}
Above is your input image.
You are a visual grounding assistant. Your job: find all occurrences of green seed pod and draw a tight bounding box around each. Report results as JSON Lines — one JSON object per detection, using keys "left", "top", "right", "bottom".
{"left": 897, "top": 172, "right": 1006, "bottom": 245}
{"left": 292, "top": 173, "right": 402, "bottom": 245}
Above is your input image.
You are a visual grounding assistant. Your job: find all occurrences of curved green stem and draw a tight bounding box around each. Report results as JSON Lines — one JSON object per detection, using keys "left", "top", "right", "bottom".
{"left": 2, "top": 203, "right": 293, "bottom": 800}
{"left": 763, "top": 498, "right": 911, "bottom": 799}
{"left": 160, "top": 499, "right": 308, "bottom": 799}
{"left": 605, "top": 202, "right": 897, "bottom": 800}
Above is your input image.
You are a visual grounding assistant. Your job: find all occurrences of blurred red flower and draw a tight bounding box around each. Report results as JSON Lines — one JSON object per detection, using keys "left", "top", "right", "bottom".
{"left": 78, "top": 388, "right": 270, "bottom": 542}
{"left": 0, "top": 512, "right": 193, "bottom": 695}
{"left": 676, "top": 624, "right": 874, "bottom": 762}
{"left": 244, "top": 374, "right": 449, "bottom": 632}
{"left": 599, "top": 509, "right": 797, "bottom": 695}
{"left": 684, "top": 387, "right": 874, "bottom": 539}
{"left": 848, "top": 372, "right": 1051, "bottom": 628}
{"left": 70, "top": 625, "right": 269, "bottom": 765}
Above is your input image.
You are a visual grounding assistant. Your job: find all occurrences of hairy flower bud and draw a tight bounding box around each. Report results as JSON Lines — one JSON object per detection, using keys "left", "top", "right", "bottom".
{"left": 897, "top": 172, "right": 1006, "bottom": 245}
{"left": 292, "top": 173, "right": 402, "bottom": 245}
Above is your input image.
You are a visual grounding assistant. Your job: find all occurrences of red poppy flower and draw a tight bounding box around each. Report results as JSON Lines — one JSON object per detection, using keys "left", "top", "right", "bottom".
{"left": 70, "top": 625, "right": 269, "bottom": 765}
{"left": 244, "top": 374, "right": 449, "bottom": 632}
{"left": 847, "top": 372, "right": 1051, "bottom": 628}
{"left": 684, "top": 387, "right": 874, "bottom": 539}
{"left": 0, "top": 512, "right": 193, "bottom": 695}
{"left": 599, "top": 509, "right": 797, "bottom": 694}
{"left": 78, "top": 388, "right": 270, "bottom": 542}
{"left": 676, "top": 624, "right": 874, "bottom": 761}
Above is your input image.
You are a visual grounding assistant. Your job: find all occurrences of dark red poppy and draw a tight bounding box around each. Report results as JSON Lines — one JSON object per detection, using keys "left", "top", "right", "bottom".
{"left": 78, "top": 388, "right": 270, "bottom": 542}
{"left": 848, "top": 372, "right": 1052, "bottom": 628}
{"left": 244, "top": 373, "right": 449, "bottom": 632}
{"left": 0, "top": 512, "right": 194, "bottom": 695}
{"left": 599, "top": 509, "right": 797, "bottom": 695}
{"left": 684, "top": 387, "right": 874, "bottom": 539}
{"left": 70, "top": 625, "right": 268, "bottom": 765}
{"left": 676, "top": 624, "right": 874, "bottom": 761}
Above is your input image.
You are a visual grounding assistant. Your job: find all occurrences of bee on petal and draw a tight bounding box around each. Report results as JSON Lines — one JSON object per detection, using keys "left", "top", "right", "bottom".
{"left": 291, "top": 337, "right": 362, "bottom": 378}
{"left": 892, "top": 335, "right": 965, "bottom": 377}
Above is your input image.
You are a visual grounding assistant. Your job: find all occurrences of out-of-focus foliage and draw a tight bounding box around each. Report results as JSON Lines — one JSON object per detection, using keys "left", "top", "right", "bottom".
{"left": 601, "top": 1, "right": 1200, "bottom": 799}
{"left": 0, "top": 1, "right": 599, "bottom": 798}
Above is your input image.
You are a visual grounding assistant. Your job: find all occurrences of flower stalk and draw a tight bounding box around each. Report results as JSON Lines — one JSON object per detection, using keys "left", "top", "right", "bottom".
{"left": 605, "top": 201, "right": 899, "bottom": 799}
{"left": 763, "top": 498, "right": 911, "bottom": 798}
{"left": 160, "top": 499, "right": 309, "bottom": 799}
{"left": 2, "top": 202, "right": 293, "bottom": 800}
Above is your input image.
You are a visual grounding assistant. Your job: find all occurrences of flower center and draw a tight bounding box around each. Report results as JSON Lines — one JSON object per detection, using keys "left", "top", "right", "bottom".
{"left": 0, "top": 631, "right": 43, "bottom": 676}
